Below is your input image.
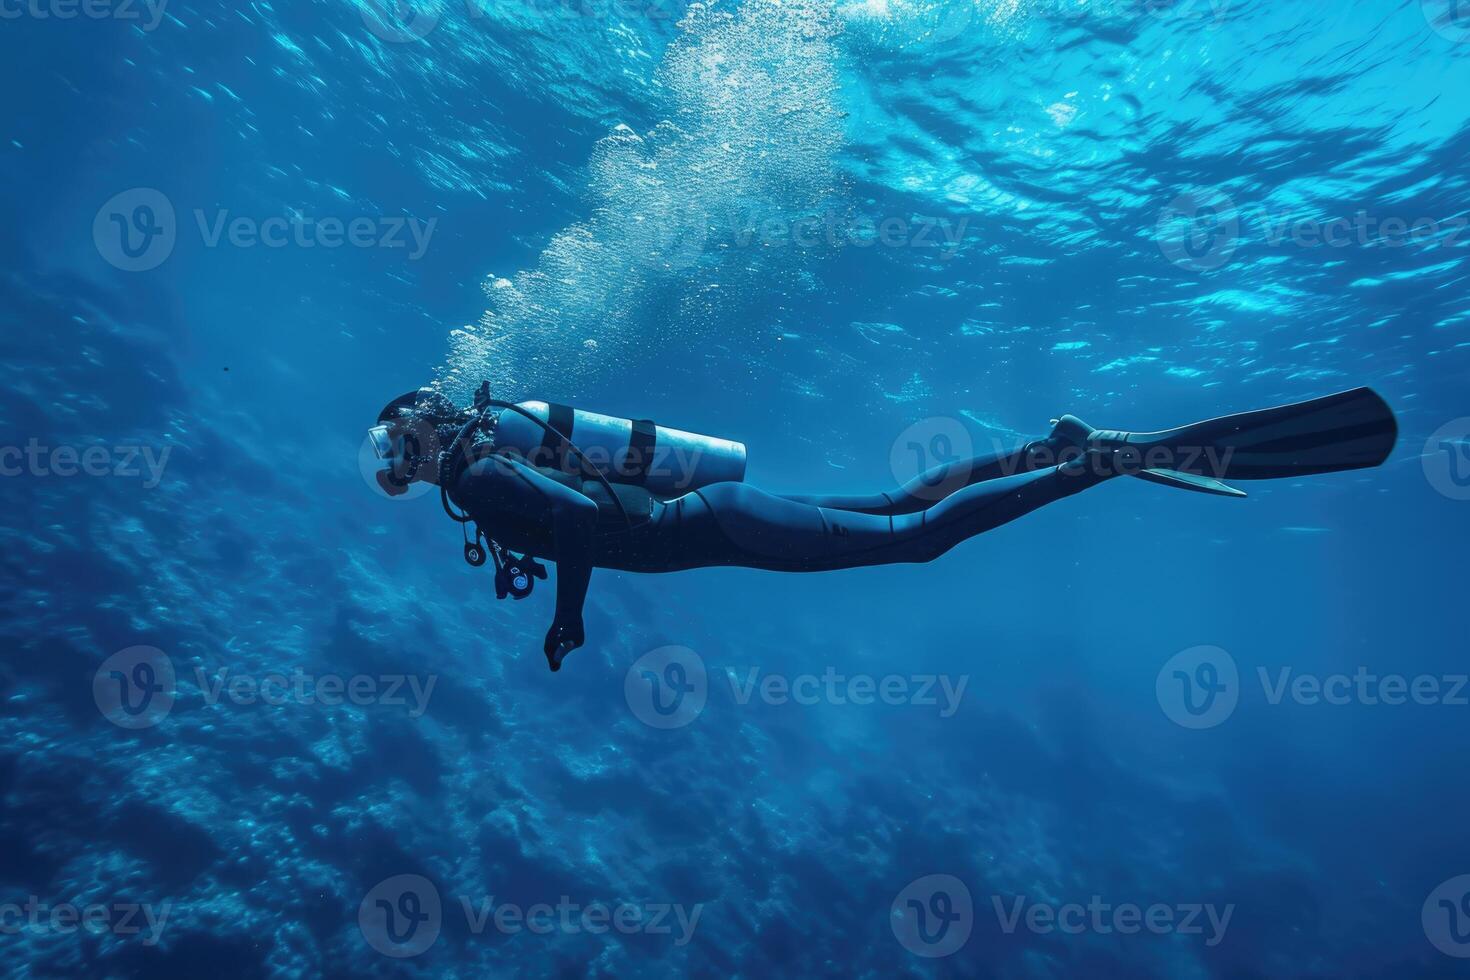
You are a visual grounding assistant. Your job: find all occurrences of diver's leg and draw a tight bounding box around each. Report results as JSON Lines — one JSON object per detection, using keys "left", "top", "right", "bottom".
{"left": 780, "top": 451, "right": 1028, "bottom": 515}
{"left": 785, "top": 387, "right": 1397, "bottom": 520}
{"left": 790, "top": 387, "right": 1398, "bottom": 519}
{"left": 780, "top": 426, "right": 1088, "bottom": 516}
{"left": 885, "top": 463, "right": 1111, "bottom": 564}
{"left": 654, "top": 464, "right": 1109, "bottom": 573}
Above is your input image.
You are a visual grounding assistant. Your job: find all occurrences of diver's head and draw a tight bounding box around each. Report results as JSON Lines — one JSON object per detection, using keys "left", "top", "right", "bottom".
{"left": 368, "top": 388, "right": 465, "bottom": 497}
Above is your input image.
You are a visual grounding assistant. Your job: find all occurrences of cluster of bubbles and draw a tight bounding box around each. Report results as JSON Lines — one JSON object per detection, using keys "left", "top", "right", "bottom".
{"left": 437, "top": 0, "right": 846, "bottom": 401}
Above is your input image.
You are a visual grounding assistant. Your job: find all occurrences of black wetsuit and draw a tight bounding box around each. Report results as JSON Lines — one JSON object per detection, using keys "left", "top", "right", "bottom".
{"left": 449, "top": 439, "right": 1105, "bottom": 619}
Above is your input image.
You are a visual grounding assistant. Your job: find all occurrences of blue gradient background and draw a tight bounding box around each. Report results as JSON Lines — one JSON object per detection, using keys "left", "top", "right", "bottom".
{"left": 2, "top": 0, "right": 1469, "bottom": 976}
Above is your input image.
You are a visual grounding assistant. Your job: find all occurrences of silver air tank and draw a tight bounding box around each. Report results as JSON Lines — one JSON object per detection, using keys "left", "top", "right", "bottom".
{"left": 491, "top": 401, "right": 747, "bottom": 496}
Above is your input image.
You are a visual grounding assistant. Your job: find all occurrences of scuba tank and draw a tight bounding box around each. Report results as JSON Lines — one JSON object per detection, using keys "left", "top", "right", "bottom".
{"left": 490, "top": 401, "right": 747, "bottom": 496}
{"left": 415, "top": 383, "right": 744, "bottom": 608}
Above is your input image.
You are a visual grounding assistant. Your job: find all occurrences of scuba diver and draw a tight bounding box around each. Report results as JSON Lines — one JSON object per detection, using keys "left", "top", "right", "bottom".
{"left": 368, "top": 383, "right": 1397, "bottom": 672}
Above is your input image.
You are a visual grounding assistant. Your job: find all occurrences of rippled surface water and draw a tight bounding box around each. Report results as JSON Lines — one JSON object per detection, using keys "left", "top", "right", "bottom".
{"left": 2, "top": 1, "right": 1469, "bottom": 976}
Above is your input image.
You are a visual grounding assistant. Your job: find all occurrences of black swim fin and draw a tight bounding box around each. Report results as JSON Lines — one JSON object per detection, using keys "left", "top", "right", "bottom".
{"left": 1133, "top": 468, "right": 1248, "bottom": 498}
{"left": 1126, "top": 386, "right": 1398, "bottom": 481}
{"left": 1051, "top": 388, "right": 1398, "bottom": 495}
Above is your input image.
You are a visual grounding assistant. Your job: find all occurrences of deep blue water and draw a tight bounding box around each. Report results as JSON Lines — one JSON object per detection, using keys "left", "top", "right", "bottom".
{"left": 3, "top": 0, "right": 1470, "bottom": 976}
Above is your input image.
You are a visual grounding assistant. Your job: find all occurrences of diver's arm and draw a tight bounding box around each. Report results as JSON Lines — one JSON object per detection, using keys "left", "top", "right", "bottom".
{"left": 462, "top": 454, "right": 596, "bottom": 670}
{"left": 544, "top": 482, "right": 595, "bottom": 670}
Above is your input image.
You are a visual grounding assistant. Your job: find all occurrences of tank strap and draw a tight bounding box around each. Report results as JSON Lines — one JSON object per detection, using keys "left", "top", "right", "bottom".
{"left": 540, "top": 402, "right": 575, "bottom": 471}
{"left": 624, "top": 418, "right": 658, "bottom": 483}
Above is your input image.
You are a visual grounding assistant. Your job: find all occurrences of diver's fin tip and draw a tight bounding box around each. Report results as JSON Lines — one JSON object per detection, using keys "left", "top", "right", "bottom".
{"left": 1134, "top": 468, "right": 1247, "bottom": 498}
{"left": 1345, "top": 386, "right": 1400, "bottom": 465}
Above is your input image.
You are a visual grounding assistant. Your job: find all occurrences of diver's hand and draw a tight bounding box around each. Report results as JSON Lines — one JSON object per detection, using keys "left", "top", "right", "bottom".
{"left": 543, "top": 618, "right": 585, "bottom": 672}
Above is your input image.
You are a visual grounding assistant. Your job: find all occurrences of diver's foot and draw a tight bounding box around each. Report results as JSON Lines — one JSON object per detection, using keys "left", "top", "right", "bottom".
{"left": 1049, "top": 414, "right": 1095, "bottom": 450}
{"left": 1036, "top": 415, "right": 1154, "bottom": 479}
{"left": 1033, "top": 413, "right": 1189, "bottom": 480}
{"left": 1058, "top": 447, "right": 1128, "bottom": 479}
{"left": 1028, "top": 414, "right": 1102, "bottom": 468}
{"left": 1051, "top": 423, "right": 1222, "bottom": 481}
{"left": 1059, "top": 440, "right": 1154, "bottom": 479}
